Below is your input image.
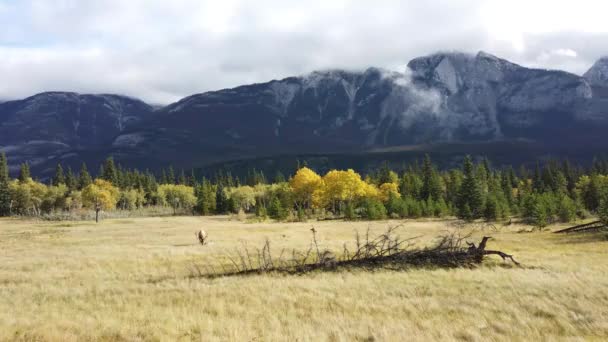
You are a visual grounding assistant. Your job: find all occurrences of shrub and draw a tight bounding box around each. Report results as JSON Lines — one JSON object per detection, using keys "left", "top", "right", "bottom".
{"left": 255, "top": 205, "right": 267, "bottom": 219}
{"left": 360, "top": 198, "right": 387, "bottom": 220}
{"left": 236, "top": 208, "right": 247, "bottom": 221}
{"left": 557, "top": 196, "right": 577, "bottom": 223}
{"left": 268, "top": 197, "right": 288, "bottom": 220}
{"left": 599, "top": 192, "right": 608, "bottom": 225}
{"left": 484, "top": 195, "right": 499, "bottom": 222}
{"left": 343, "top": 201, "right": 356, "bottom": 220}
{"left": 297, "top": 207, "right": 307, "bottom": 222}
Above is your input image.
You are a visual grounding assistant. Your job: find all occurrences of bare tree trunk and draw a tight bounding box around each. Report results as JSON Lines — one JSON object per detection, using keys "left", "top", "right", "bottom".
{"left": 95, "top": 207, "right": 100, "bottom": 223}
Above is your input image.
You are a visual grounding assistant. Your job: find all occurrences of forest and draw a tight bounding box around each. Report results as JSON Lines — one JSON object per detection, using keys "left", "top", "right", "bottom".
{"left": 1, "top": 152, "right": 608, "bottom": 227}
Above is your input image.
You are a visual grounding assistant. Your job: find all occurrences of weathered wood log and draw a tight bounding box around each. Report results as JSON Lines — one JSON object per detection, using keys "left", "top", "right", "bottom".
{"left": 194, "top": 229, "right": 520, "bottom": 279}
{"left": 465, "top": 236, "right": 520, "bottom": 265}
{"left": 554, "top": 221, "right": 606, "bottom": 234}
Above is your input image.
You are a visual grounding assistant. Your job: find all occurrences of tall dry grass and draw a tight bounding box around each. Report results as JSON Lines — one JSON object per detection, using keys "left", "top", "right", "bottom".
{"left": 0, "top": 216, "right": 607, "bottom": 341}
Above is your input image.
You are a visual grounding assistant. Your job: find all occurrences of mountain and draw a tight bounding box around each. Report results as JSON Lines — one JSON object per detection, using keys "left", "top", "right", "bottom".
{"left": 1, "top": 51, "right": 608, "bottom": 176}
{"left": 0, "top": 92, "right": 154, "bottom": 173}
{"left": 584, "top": 57, "right": 608, "bottom": 88}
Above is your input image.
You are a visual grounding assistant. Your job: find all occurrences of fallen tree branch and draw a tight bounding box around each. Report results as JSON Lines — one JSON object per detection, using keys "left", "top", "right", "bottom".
{"left": 191, "top": 227, "right": 520, "bottom": 279}
{"left": 554, "top": 221, "right": 607, "bottom": 234}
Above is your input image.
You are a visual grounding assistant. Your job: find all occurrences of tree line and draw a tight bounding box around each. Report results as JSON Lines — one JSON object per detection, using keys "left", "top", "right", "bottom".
{"left": 1, "top": 152, "right": 607, "bottom": 226}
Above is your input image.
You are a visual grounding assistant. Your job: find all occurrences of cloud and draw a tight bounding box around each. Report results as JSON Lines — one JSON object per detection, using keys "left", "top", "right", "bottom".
{"left": 0, "top": 0, "right": 607, "bottom": 103}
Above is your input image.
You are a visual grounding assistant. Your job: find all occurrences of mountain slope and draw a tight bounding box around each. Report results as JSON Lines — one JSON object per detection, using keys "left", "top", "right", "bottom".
{"left": 0, "top": 92, "right": 154, "bottom": 171}
{"left": 1, "top": 51, "right": 608, "bottom": 175}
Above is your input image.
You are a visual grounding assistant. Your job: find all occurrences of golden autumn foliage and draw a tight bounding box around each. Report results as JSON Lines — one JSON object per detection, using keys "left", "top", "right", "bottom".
{"left": 158, "top": 184, "right": 196, "bottom": 212}
{"left": 9, "top": 178, "right": 48, "bottom": 215}
{"left": 379, "top": 182, "right": 400, "bottom": 202}
{"left": 82, "top": 179, "right": 119, "bottom": 211}
{"left": 312, "top": 169, "right": 380, "bottom": 209}
{"left": 290, "top": 167, "right": 322, "bottom": 208}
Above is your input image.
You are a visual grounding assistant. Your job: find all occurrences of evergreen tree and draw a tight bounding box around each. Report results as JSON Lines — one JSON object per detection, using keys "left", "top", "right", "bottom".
{"left": 65, "top": 167, "right": 77, "bottom": 190}
{"left": 420, "top": 154, "right": 442, "bottom": 201}
{"left": 582, "top": 175, "right": 601, "bottom": 212}
{"left": 188, "top": 169, "right": 197, "bottom": 186}
{"left": 385, "top": 192, "right": 405, "bottom": 218}
{"left": 115, "top": 164, "right": 126, "bottom": 189}
{"left": 456, "top": 156, "right": 483, "bottom": 221}
{"left": 78, "top": 162, "right": 92, "bottom": 189}
{"left": 245, "top": 168, "right": 266, "bottom": 186}
{"left": 400, "top": 168, "right": 423, "bottom": 199}
{"left": 53, "top": 164, "right": 65, "bottom": 185}
{"left": 160, "top": 169, "right": 168, "bottom": 185}
{"left": 268, "top": 196, "right": 288, "bottom": 220}
{"left": 18, "top": 163, "right": 30, "bottom": 182}
{"left": 101, "top": 157, "right": 118, "bottom": 185}
{"left": 557, "top": 195, "right": 577, "bottom": 223}
{"left": 598, "top": 191, "right": 608, "bottom": 225}
{"left": 0, "top": 153, "right": 11, "bottom": 216}
{"left": 532, "top": 162, "right": 544, "bottom": 193}
{"left": 542, "top": 162, "right": 557, "bottom": 192}
{"left": 484, "top": 195, "right": 500, "bottom": 221}
{"left": 518, "top": 165, "right": 529, "bottom": 182}
{"left": 167, "top": 166, "right": 175, "bottom": 185}
{"left": 445, "top": 169, "right": 462, "bottom": 206}
{"left": 274, "top": 170, "right": 286, "bottom": 183}
{"left": 533, "top": 200, "right": 548, "bottom": 228}
{"left": 476, "top": 157, "right": 491, "bottom": 191}
{"left": 376, "top": 162, "right": 398, "bottom": 185}
{"left": 195, "top": 178, "right": 216, "bottom": 215}
{"left": 361, "top": 198, "right": 387, "bottom": 220}
{"left": 215, "top": 183, "right": 229, "bottom": 214}
{"left": 508, "top": 167, "right": 518, "bottom": 188}
{"left": 178, "top": 169, "right": 187, "bottom": 185}
{"left": 501, "top": 169, "right": 514, "bottom": 207}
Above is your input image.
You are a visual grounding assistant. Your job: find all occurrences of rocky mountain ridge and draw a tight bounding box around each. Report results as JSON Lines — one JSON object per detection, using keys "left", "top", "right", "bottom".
{"left": 1, "top": 51, "right": 607, "bottom": 175}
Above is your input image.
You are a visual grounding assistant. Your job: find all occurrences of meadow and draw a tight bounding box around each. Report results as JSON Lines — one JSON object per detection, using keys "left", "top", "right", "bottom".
{"left": 1, "top": 216, "right": 607, "bottom": 341}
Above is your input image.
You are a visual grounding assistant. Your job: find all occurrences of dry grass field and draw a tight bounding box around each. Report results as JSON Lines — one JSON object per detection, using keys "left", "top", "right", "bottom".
{"left": 1, "top": 216, "right": 607, "bottom": 341}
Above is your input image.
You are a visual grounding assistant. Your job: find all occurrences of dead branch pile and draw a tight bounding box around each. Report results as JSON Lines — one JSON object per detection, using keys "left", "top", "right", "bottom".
{"left": 553, "top": 221, "right": 608, "bottom": 234}
{"left": 190, "top": 226, "right": 520, "bottom": 279}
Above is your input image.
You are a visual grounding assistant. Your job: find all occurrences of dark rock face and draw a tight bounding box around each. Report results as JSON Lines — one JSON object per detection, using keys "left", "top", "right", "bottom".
{"left": 407, "top": 51, "right": 596, "bottom": 143}
{"left": 0, "top": 92, "right": 154, "bottom": 171}
{"left": 2, "top": 52, "right": 608, "bottom": 175}
{"left": 584, "top": 57, "right": 608, "bottom": 88}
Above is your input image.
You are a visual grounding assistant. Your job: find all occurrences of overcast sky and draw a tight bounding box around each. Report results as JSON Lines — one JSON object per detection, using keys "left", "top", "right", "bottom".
{"left": 1, "top": 0, "right": 608, "bottom": 104}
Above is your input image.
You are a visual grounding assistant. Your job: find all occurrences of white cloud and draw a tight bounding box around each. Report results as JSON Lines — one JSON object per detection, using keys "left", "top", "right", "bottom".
{"left": 0, "top": 0, "right": 607, "bottom": 103}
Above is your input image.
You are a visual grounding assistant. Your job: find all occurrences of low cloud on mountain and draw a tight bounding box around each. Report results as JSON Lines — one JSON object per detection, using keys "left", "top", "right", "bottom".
{"left": 1, "top": 0, "right": 608, "bottom": 103}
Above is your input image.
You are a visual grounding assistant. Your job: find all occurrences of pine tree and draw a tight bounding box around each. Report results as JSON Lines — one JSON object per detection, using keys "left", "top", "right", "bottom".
{"left": 65, "top": 167, "right": 77, "bottom": 190}
{"left": 274, "top": 170, "right": 286, "bottom": 183}
{"left": 215, "top": 183, "right": 229, "bottom": 214}
{"left": 0, "top": 153, "right": 11, "bottom": 216}
{"left": 167, "top": 166, "right": 175, "bottom": 185}
{"left": 598, "top": 192, "right": 608, "bottom": 225}
{"left": 457, "top": 156, "right": 483, "bottom": 221}
{"left": 501, "top": 169, "right": 514, "bottom": 207}
{"left": 532, "top": 162, "right": 544, "bottom": 193}
{"left": 420, "top": 154, "right": 442, "bottom": 201}
{"left": 188, "top": 169, "right": 197, "bottom": 186}
{"left": 160, "top": 169, "right": 168, "bottom": 185}
{"left": 195, "top": 178, "right": 216, "bottom": 215}
{"left": 115, "top": 164, "right": 126, "bottom": 188}
{"left": 18, "top": 163, "right": 30, "bottom": 182}
{"left": 101, "top": 157, "right": 118, "bottom": 185}
{"left": 178, "top": 169, "right": 187, "bottom": 185}
{"left": 79, "top": 163, "right": 92, "bottom": 189}
{"left": 268, "top": 196, "right": 288, "bottom": 220}
{"left": 484, "top": 195, "right": 500, "bottom": 221}
{"left": 53, "top": 164, "right": 65, "bottom": 185}
{"left": 444, "top": 169, "right": 462, "bottom": 206}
